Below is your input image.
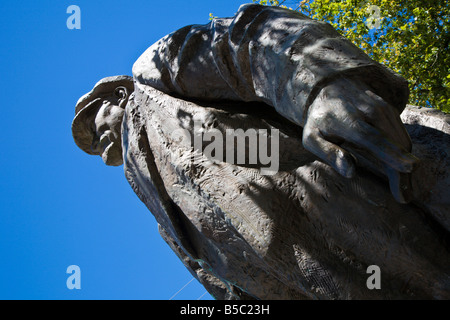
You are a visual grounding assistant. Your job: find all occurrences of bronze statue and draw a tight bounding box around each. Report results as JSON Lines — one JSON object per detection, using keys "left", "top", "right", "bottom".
{"left": 72, "top": 4, "right": 450, "bottom": 299}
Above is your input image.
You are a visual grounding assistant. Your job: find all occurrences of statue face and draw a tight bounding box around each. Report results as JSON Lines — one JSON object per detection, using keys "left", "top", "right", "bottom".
{"left": 93, "top": 96, "right": 125, "bottom": 166}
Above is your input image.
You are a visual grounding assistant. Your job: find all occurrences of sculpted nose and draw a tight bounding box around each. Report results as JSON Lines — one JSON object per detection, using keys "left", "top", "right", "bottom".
{"left": 99, "top": 131, "right": 113, "bottom": 151}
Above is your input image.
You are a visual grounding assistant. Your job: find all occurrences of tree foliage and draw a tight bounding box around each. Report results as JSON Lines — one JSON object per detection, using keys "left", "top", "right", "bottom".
{"left": 252, "top": 0, "right": 450, "bottom": 112}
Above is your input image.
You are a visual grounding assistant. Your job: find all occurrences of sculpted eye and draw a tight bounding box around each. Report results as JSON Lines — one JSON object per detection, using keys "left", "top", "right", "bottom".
{"left": 114, "top": 87, "right": 127, "bottom": 99}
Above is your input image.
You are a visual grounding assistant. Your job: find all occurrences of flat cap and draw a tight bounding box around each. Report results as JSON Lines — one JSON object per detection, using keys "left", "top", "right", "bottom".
{"left": 72, "top": 75, "right": 134, "bottom": 155}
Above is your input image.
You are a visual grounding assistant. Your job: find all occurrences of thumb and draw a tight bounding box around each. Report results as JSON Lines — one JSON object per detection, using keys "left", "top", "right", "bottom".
{"left": 303, "top": 128, "right": 356, "bottom": 178}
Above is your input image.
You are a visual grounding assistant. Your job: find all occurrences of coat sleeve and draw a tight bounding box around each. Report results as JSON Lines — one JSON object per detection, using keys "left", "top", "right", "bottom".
{"left": 133, "top": 4, "right": 409, "bottom": 126}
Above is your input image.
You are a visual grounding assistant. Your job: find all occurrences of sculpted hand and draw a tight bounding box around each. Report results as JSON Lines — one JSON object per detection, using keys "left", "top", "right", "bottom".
{"left": 302, "top": 77, "right": 419, "bottom": 203}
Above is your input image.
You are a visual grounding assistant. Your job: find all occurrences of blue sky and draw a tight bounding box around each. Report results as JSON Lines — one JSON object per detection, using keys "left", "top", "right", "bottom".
{"left": 0, "top": 0, "right": 254, "bottom": 300}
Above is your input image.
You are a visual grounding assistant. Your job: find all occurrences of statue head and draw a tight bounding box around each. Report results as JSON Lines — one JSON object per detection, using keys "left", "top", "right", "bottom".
{"left": 72, "top": 75, "right": 134, "bottom": 166}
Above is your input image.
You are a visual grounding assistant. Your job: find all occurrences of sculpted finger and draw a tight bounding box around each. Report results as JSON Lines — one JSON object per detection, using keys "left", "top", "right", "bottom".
{"left": 384, "top": 166, "right": 413, "bottom": 204}
{"left": 303, "top": 128, "right": 356, "bottom": 178}
{"left": 384, "top": 106, "right": 413, "bottom": 152}
{"left": 335, "top": 120, "right": 418, "bottom": 173}
{"left": 364, "top": 90, "right": 412, "bottom": 151}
